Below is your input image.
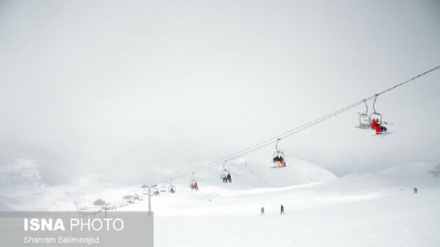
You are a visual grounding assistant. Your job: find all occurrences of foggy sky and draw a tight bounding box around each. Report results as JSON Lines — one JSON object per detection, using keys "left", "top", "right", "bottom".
{"left": 1, "top": 0, "right": 440, "bottom": 185}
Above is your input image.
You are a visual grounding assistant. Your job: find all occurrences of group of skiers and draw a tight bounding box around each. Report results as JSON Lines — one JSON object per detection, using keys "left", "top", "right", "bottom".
{"left": 371, "top": 118, "right": 388, "bottom": 134}
{"left": 190, "top": 182, "right": 199, "bottom": 191}
{"left": 273, "top": 156, "right": 286, "bottom": 167}
{"left": 260, "top": 204, "right": 284, "bottom": 215}
{"left": 222, "top": 173, "right": 232, "bottom": 183}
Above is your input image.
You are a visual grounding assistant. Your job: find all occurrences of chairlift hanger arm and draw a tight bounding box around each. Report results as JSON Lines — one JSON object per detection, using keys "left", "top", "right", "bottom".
{"left": 372, "top": 94, "right": 378, "bottom": 113}
{"left": 363, "top": 99, "right": 368, "bottom": 114}
{"left": 275, "top": 138, "right": 281, "bottom": 151}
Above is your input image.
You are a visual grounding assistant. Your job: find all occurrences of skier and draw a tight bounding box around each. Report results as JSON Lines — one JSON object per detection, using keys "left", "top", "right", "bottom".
{"left": 222, "top": 174, "right": 227, "bottom": 183}
{"left": 413, "top": 187, "right": 418, "bottom": 194}
{"left": 373, "top": 119, "right": 388, "bottom": 134}
{"left": 371, "top": 119, "right": 377, "bottom": 130}
{"left": 280, "top": 205, "right": 284, "bottom": 215}
{"left": 374, "top": 119, "right": 382, "bottom": 134}
{"left": 227, "top": 173, "right": 232, "bottom": 183}
{"left": 381, "top": 123, "right": 388, "bottom": 133}
{"left": 273, "top": 156, "right": 281, "bottom": 167}
{"left": 281, "top": 159, "right": 286, "bottom": 167}
{"left": 261, "top": 206, "right": 265, "bottom": 216}
{"left": 190, "top": 183, "right": 194, "bottom": 191}
{"left": 194, "top": 182, "right": 199, "bottom": 191}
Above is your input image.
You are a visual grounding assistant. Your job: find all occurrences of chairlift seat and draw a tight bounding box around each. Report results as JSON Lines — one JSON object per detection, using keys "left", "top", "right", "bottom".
{"left": 189, "top": 179, "right": 197, "bottom": 188}
{"left": 273, "top": 151, "right": 285, "bottom": 159}
{"left": 356, "top": 113, "right": 371, "bottom": 129}
{"left": 220, "top": 169, "right": 230, "bottom": 178}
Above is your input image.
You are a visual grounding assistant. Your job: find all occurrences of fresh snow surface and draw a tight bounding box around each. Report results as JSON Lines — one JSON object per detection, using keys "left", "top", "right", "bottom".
{"left": 1, "top": 160, "right": 440, "bottom": 246}
{"left": 146, "top": 162, "right": 440, "bottom": 247}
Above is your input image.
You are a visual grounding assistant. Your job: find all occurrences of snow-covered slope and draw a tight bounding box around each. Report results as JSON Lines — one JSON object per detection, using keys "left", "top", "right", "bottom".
{"left": 318, "top": 162, "right": 440, "bottom": 194}
{"left": 1, "top": 161, "right": 440, "bottom": 246}
{"left": 129, "top": 162, "right": 439, "bottom": 216}
{"left": 151, "top": 162, "right": 440, "bottom": 247}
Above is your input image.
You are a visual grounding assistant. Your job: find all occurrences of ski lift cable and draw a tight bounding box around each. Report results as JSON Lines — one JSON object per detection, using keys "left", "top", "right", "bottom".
{"left": 155, "top": 65, "right": 440, "bottom": 185}
{"left": 165, "top": 101, "right": 364, "bottom": 182}
{"left": 375, "top": 65, "right": 440, "bottom": 97}
{"left": 156, "top": 65, "right": 440, "bottom": 184}
{"left": 159, "top": 102, "right": 362, "bottom": 184}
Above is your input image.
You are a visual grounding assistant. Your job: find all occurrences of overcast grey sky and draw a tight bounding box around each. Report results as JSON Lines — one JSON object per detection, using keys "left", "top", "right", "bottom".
{"left": 1, "top": 0, "right": 440, "bottom": 184}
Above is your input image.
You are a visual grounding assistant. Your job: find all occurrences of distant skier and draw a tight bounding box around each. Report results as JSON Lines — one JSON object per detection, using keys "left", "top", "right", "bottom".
{"left": 280, "top": 205, "right": 284, "bottom": 215}
{"left": 222, "top": 174, "right": 227, "bottom": 183}
{"left": 227, "top": 173, "right": 232, "bottom": 183}
{"left": 194, "top": 182, "right": 199, "bottom": 191}
{"left": 273, "top": 156, "right": 281, "bottom": 167}
{"left": 261, "top": 206, "right": 265, "bottom": 216}
{"left": 413, "top": 187, "right": 417, "bottom": 194}
{"left": 281, "top": 159, "right": 286, "bottom": 167}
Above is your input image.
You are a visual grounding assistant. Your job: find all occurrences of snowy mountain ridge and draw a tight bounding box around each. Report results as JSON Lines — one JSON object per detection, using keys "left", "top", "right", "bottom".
{"left": 0, "top": 158, "right": 439, "bottom": 212}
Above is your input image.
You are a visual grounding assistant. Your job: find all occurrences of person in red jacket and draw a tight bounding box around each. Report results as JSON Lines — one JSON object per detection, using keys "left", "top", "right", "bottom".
{"left": 371, "top": 119, "right": 377, "bottom": 130}
{"left": 375, "top": 120, "right": 382, "bottom": 134}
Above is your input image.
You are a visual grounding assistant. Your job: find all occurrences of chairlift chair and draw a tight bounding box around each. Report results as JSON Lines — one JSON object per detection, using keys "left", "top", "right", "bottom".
{"left": 152, "top": 187, "right": 160, "bottom": 196}
{"left": 273, "top": 139, "right": 286, "bottom": 168}
{"left": 273, "top": 150, "right": 285, "bottom": 167}
{"left": 356, "top": 113, "right": 371, "bottom": 129}
{"left": 160, "top": 184, "right": 167, "bottom": 193}
{"left": 356, "top": 100, "right": 371, "bottom": 130}
{"left": 189, "top": 172, "right": 198, "bottom": 190}
{"left": 220, "top": 160, "right": 231, "bottom": 181}
{"left": 168, "top": 180, "right": 176, "bottom": 193}
{"left": 168, "top": 184, "right": 176, "bottom": 193}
